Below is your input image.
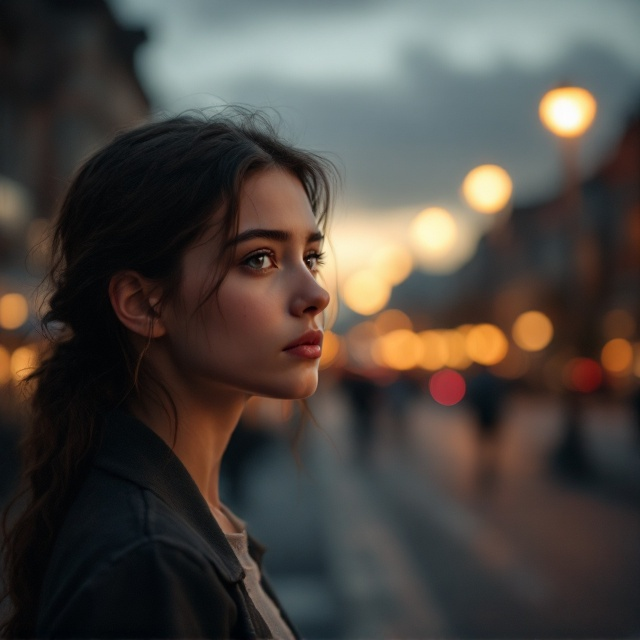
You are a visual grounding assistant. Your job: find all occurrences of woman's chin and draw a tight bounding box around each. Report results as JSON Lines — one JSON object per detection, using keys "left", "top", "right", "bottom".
{"left": 257, "top": 375, "right": 319, "bottom": 401}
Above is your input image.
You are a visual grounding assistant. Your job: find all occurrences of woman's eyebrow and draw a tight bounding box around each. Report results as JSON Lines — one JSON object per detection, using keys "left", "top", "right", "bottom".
{"left": 226, "top": 228, "right": 324, "bottom": 247}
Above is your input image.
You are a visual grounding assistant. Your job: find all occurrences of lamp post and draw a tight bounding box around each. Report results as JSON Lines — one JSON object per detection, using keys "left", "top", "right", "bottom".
{"left": 539, "top": 86, "right": 597, "bottom": 214}
{"left": 539, "top": 84, "right": 598, "bottom": 475}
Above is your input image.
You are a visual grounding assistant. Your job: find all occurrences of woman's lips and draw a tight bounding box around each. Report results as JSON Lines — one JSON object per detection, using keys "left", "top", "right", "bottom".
{"left": 284, "top": 330, "right": 323, "bottom": 359}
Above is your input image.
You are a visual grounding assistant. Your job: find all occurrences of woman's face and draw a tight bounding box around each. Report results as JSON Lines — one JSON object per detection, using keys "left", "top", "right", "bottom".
{"left": 157, "top": 168, "right": 330, "bottom": 404}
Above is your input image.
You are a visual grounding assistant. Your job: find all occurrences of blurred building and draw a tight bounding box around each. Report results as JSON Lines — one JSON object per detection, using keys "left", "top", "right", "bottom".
{"left": 466, "top": 111, "right": 637, "bottom": 302}
{"left": 0, "top": 0, "right": 149, "bottom": 412}
{"left": 0, "top": 0, "right": 149, "bottom": 256}
{"left": 456, "top": 108, "right": 640, "bottom": 353}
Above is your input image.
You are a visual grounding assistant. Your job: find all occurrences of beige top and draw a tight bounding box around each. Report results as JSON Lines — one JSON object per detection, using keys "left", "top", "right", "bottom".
{"left": 221, "top": 507, "right": 296, "bottom": 640}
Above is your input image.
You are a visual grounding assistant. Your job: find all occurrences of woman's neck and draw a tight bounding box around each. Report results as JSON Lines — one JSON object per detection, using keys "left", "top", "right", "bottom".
{"left": 129, "top": 391, "right": 247, "bottom": 509}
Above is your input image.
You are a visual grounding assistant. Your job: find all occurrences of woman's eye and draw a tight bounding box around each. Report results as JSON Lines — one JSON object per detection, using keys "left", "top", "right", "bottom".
{"left": 244, "top": 252, "right": 275, "bottom": 271}
{"left": 305, "top": 251, "right": 325, "bottom": 272}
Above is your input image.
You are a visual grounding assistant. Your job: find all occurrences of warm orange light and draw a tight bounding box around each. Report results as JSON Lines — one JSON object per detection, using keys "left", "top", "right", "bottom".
{"left": 539, "top": 86, "right": 597, "bottom": 138}
{"left": 319, "top": 330, "right": 342, "bottom": 369}
{"left": 601, "top": 338, "right": 633, "bottom": 375}
{"left": 374, "top": 309, "right": 413, "bottom": 334}
{"left": 370, "top": 244, "right": 413, "bottom": 286}
{"left": 418, "top": 330, "right": 449, "bottom": 370}
{"left": 512, "top": 310, "right": 554, "bottom": 352}
{"left": 465, "top": 324, "right": 509, "bottom": 366}
{"left": 0, "top": 293, "right": 29, "bottom": 330}
{"left": 376, "top": 329, "right": 423, "bottom": 370}
{"left": 602, "top": 309, "right": 635, "bottom": 340}
{"left": 461, "top": 164, "right": 513, "bottom": 214}
{"left": 0, "top": 345, "right": 11, "bottom": 385}
{"left": 442, "top": 329, "right": 472, "bottom": 369}
{"left": 409, "top": 207, "right": 458, "bottom": 259}
{"left": 341, "top": 269, "right": 391, "bottom": 316}
{"left": 10, "top": 345, "right": 38, "bottom": 381}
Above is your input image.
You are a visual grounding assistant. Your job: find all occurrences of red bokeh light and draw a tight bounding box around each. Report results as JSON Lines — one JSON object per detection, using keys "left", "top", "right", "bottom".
{"left": 429, "top": 369, "right": 466, "bottom": 406}
{"left": 565, "top": 357, "right": 602, "bottom": 393}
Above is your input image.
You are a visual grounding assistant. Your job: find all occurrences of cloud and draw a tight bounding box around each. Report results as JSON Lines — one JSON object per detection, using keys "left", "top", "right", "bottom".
{"left": 200, "top": 41, "right": 640, "bottom": 212}
{"left": 109, "top": 0, "right": 640, "bottom": 212}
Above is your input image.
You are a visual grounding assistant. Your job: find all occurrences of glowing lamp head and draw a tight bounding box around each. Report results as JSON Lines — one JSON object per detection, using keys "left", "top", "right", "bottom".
{"left": 539, "top": 86, "right": 597, "bottom": 138}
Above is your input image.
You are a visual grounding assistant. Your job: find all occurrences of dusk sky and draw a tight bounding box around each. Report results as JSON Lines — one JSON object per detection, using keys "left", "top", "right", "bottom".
{"left": 109, "top": 0, "right": 640, "bottom": 274}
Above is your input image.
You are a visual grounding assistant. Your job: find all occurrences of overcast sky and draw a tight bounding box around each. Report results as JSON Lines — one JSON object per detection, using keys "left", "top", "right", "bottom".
{"left": 109, "top": 0, "right": 640, "bottom": 272}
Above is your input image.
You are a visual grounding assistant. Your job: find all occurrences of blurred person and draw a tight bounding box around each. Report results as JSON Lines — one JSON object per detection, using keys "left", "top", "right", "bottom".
{"left": 465, "top": 367, "right": 509, "bottom": 490}
{"left": 384, "top": 373, "right": 421, "bottom": 449}
{"left": 0, "top": 109, "right": 337, "bottom": 639}
{"left": 341, "top": 370, "right": 382, "bottom": 465}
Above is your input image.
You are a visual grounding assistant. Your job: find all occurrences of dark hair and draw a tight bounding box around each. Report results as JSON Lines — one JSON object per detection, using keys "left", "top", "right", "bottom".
{"left": 0, "top": 108, "right": 337, "bottom": 638}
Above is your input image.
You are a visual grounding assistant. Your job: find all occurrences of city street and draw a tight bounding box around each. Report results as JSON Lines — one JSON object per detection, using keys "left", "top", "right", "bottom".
{"left": 236, "top": 385, "right": 640, "bottom": 639}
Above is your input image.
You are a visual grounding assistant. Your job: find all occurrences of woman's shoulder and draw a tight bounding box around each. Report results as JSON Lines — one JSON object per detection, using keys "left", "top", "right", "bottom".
{"left": 55, "top": 461, "right": 203, "bottom": 561}
{"left": 38, "top": 492, "right": 239, "bottom": 637}
{"left": 41, "top": 464, "right": 207, "bottom": 589}
{"left": 37, "top": 466, "right": 238, "bottom": 637}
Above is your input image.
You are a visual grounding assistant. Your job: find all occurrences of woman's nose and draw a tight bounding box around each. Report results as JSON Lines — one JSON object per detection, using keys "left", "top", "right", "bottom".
{"left": 290, "top": 271, "right": 330, "bottom": 318}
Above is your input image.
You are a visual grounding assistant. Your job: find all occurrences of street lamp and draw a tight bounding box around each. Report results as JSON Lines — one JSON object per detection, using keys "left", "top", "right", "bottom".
{"left": 539, "top": 86, "right": 597, "bottom": 138}
{"left": 540, "top": 86, "right": 597, "bottom": 201}
{"left": 539, "top": 84, "right": 599, "bottom": 475}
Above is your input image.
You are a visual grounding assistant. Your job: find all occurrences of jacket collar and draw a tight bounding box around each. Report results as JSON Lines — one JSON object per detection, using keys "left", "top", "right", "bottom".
{"left": 95, "top": 409, "right": 245, "bottom": 584}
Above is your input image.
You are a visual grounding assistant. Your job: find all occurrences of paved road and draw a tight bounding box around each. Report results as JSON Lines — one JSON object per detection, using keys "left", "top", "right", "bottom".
{"left": 236, "top": 387, "right": 640, "bottom": 639}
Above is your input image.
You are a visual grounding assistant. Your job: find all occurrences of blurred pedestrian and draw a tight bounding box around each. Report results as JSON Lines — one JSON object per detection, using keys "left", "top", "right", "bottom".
{"left": 1, "top": 109, "right": 337, "bottom": 639}
{"left": 341, "top": 370, "right": 381, "bottom": 465}
{"left": 465, "top": 368, "right": 509, "bottom": 489}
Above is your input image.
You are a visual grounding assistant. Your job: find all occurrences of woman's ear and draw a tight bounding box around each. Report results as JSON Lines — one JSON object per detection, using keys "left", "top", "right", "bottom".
{"left": 108, "top": 271, "right": 166, "bottom": 338}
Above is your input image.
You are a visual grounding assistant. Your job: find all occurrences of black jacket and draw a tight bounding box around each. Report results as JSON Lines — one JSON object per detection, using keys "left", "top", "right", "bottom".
{"left": 36, "top": 410, "right": 299, "bottom": 639}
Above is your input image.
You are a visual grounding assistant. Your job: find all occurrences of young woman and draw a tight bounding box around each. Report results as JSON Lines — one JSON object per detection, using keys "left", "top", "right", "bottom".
{"left": 1, "top": 110, "right": 336, "bottom": 639}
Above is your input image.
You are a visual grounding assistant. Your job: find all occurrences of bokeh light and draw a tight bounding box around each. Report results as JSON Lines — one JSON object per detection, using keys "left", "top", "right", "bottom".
{"left": 539, "top": 86, "right": 597, "bottom": 137}
{"left": 375, "top": 329, "right": 423, "bottom": 370}
{"left": 465, "top": 324, "right": 509, "bottom": 366}
{"left": 429, "top": 369, "right": 466, "bottom": 406}
{"left": 374, "top": 309, "right": 413, "bottom": 334}
{"left": 319, "top": 330, "right": 342, "bottom": 369}
{"left": 418, "top": 330, "right": 449, "bottom": 371}
{"left": 442, "top": 329, "right": 472, "bottom": 369}
{"left": 10, "top": 345, "right": 38, "bottom": 382}
{"left": 564, "top": 357, "right": 602, "bottom": 393}
{"left": 409, "top": 207, "right": 458, "bottom": 260}
{"left": 461, "top": 164, "right": 513, "bottom": 214}
{"left": 341, "top": 269, "right": 391, "bottom": 316}
{"left": 0, "top": 293, "right": 29, "bottom": 330}
{"left": 0, "top": 345, "right": 11, "bottom": 385}
{"left": 601, "top": 338, "right": 633, "bottom": 375}
{"left": 512, "top": 310, "right": 554, "bottom": 352}
{"left": 370, "top": 243, "right": 413, "bottom": 286}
